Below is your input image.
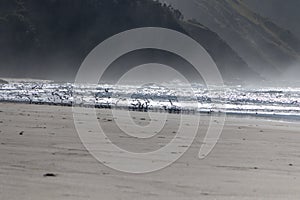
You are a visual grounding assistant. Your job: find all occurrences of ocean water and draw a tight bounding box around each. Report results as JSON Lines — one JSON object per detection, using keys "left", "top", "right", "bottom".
{"left": 1, "top": 81, "right": 300, "bottom": 119}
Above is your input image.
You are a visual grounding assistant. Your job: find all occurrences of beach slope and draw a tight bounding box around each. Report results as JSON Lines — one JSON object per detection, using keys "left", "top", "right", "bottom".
{"left": 0, "top": 103, "right": 300, "bottom": 199}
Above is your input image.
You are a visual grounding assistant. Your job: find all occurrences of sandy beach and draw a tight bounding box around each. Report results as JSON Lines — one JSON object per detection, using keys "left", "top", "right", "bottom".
{"left": 0, "top": 102, "right": 300, "bottom": 200}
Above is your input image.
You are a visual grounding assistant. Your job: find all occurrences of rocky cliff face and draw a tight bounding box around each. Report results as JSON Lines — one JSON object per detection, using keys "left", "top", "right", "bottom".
{"left": 165, "top": 0, "right": 300, "bottom": 80}
{"left": 242, "top": 0, "right": 300, "bottom": 38}
{"left": 180, "top": 20, "right": 259, "bottom": 83}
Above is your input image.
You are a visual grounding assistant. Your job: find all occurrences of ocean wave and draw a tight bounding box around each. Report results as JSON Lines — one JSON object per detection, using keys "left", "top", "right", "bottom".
{"left": 1, "top": 81, "right": 300, "bottom": 118}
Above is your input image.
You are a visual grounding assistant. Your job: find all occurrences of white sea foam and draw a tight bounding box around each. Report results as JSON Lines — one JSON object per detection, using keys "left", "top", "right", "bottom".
{"left": 1, "top": 81, "right": 300, "bottom": 118}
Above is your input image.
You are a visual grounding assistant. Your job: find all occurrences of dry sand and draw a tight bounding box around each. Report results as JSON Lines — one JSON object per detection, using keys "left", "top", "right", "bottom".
{"left": 0, "top": 102, "right": 300, "bottom": 200}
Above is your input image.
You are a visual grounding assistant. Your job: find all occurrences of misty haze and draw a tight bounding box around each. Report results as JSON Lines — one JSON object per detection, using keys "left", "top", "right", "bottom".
{"left": 0, "top": 0, "right": 300, "bottom": 200}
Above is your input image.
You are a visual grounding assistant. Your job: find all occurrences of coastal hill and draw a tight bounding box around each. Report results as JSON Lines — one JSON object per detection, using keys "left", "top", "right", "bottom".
{"left": 165, "top": 0, "right": 300, "bottom": 80}
{"left": 0, "top": 0, "right": 258, "bottom": 83}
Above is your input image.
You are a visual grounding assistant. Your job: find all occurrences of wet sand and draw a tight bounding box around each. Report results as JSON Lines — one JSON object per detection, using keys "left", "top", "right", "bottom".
{"left": 0, "top": 102, "right": 300, "bottom": 199}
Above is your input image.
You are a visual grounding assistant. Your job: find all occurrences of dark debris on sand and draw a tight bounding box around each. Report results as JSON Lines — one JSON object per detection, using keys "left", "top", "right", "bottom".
{"left": 43, "top": 173, "right": 57, "bottom": 177}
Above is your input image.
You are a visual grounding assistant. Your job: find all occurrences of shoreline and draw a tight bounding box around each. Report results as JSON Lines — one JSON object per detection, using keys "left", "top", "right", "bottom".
{"left": 1, "top": 100, "right": 300, "bottom": 124}
{"left": 1, "top": 81, "right": 300, "bottom": 122}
